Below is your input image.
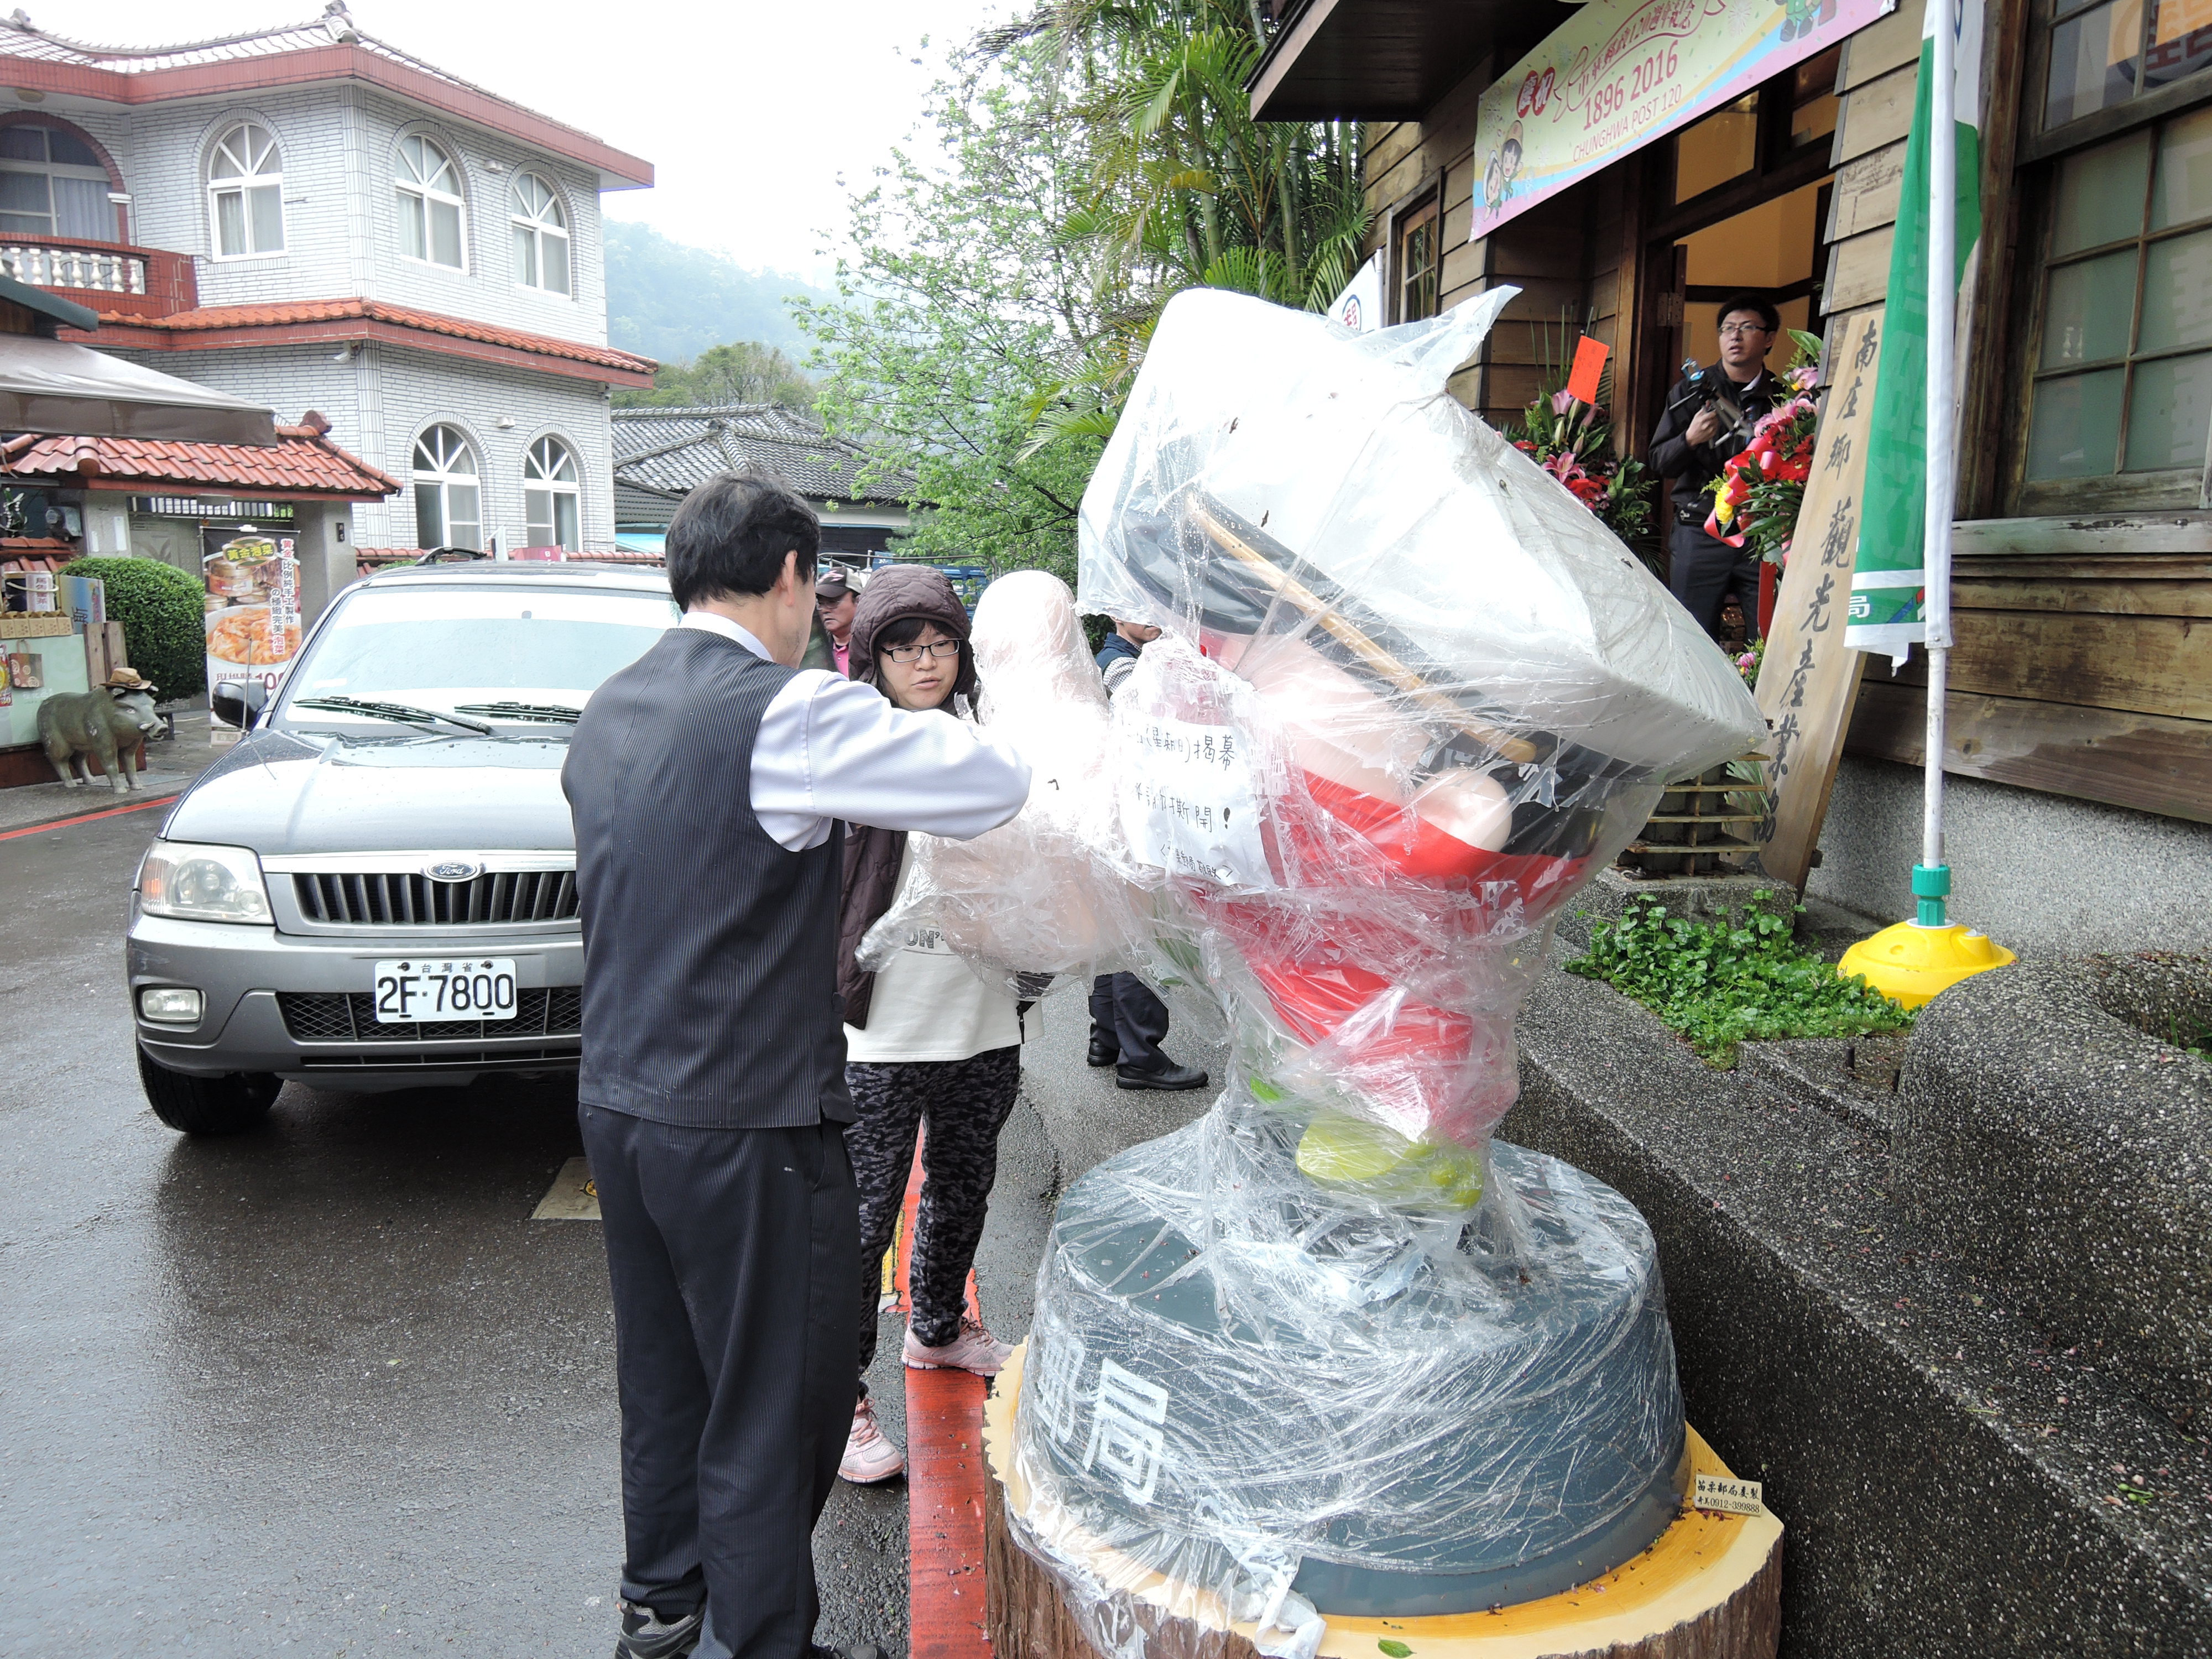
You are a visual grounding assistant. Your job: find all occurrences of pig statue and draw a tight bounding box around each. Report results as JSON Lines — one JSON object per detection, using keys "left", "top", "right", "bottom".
{"left": 38, "top": 672, "right": 163, "bottom": 793}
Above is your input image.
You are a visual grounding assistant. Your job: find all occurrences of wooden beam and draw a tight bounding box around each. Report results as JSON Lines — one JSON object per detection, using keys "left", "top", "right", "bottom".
{"left": 1952, "top": 514, "right": 2212, "bottom": 556}
{"left": 1881, "top": 609, "right": 2212, "bottom": 722}
{"left": 1848, "top": 680, "right": 2212, "bottom": 824}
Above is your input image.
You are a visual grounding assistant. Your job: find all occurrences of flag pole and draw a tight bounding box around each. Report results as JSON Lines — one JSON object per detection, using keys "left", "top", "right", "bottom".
{"left": 1918, "top": 0, "right": 1955, "bottom": 930}
{"left": 1835, "top": 0, "right": 2014, "bottom": 1006}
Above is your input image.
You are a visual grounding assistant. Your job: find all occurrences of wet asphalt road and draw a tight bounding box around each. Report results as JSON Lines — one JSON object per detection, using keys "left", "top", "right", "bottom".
{"left": 0, "top": 795, "right": 1217, "bottom": 1658}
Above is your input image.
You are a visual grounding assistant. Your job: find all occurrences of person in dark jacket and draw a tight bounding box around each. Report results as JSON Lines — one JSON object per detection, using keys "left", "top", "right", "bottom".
{"left": 561, "top": 478, "right": 1029, "bottom": 1659}
{"left": 833, "top": 565, "right": 1028, "bottom": 1486}
{"left": 1087, "top": 617, "right": 1208, "bottom": 1093}
{"left": 1648, "top": 291, "right": 1785, "bottom": 643}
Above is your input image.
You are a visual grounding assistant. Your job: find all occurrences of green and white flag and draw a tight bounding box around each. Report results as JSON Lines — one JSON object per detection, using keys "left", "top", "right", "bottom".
{"left": 1849, "top": 0, "right": 1984, "bottom": 664}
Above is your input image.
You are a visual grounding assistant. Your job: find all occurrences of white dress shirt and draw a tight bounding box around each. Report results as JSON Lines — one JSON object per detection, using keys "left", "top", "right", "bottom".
{"left": 679, "top": 611, "right": 1031, "bottom": 849}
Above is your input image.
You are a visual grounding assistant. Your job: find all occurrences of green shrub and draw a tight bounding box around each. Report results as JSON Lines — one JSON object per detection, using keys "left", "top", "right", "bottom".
{"left": 59, "top": 555, "right": 206, "bottom": 701}
{"left": 1566, "top": 894, "right": 1915, "bottom": 1066}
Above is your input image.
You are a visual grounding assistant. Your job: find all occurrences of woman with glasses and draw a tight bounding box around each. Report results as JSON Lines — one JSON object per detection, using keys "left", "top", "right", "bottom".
{"left": 832, "top": 564, "right": 1025, "bottom": 1484}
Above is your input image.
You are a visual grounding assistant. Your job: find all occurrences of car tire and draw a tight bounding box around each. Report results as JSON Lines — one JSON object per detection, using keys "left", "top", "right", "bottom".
{"left": 136, "top": 1045, "right": 281, "bottom": 1136}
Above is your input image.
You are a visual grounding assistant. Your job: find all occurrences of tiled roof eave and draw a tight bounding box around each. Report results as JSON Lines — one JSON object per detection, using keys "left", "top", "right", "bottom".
{"left": 75, "top": 298, "right": 656, "bottom": 384}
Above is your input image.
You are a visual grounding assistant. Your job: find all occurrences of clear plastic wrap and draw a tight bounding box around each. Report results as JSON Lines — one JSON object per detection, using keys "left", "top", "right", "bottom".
{"left": 880, "top": 288, "right": 1765, "bottom": 1647}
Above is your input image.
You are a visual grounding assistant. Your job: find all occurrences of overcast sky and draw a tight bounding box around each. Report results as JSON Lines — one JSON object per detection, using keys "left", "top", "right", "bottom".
{"left": 52, "top": 0, "right": 1014, "bottom": 281}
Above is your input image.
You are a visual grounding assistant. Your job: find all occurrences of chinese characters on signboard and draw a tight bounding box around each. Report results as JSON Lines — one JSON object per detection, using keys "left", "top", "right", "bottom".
{"left": 1473, "top": 0, "right": 1895, "bottom": 239}
{"left": 1754, "top": 306, "right": 1884, "bottom": 889}
{"left": 202, "top": 530, "right": 301, "bottom": 695}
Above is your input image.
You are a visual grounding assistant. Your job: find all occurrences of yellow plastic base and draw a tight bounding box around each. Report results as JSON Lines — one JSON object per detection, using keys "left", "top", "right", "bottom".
{"left": 1837, "top": 920, "right": 2016, "bottom": 1009}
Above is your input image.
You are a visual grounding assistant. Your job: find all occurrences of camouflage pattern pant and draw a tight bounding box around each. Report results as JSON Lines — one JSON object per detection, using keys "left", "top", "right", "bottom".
{"left": 846, "top": 1045, "right": 1021, "bottom": 1389}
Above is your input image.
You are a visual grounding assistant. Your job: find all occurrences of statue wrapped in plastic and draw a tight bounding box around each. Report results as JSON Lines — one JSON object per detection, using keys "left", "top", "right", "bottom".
{"left": 867, "top": 287, "right": 1766, "bottom": 1655}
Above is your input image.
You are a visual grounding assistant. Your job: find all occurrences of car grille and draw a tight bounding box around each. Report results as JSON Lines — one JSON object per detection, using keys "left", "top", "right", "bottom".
{"left": 278, "top": 987, "right": 582, "bottom": 1044}
{"left": 291, "top": 869, "right": 578, "bottom": 927}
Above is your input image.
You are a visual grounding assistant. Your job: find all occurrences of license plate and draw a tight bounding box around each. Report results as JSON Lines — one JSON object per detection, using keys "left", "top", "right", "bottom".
{"left": 372, "top": 958, "right": 518, "bottom": 1022}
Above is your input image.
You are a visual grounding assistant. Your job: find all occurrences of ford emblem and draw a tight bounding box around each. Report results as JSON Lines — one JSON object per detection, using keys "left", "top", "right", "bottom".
{"left": 424, "top": 859, "right": 484, "bottom": 883}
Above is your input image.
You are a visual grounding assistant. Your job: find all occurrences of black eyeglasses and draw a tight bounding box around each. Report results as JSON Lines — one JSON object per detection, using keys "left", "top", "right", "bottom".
{"left": 883, "top": 640, "right": 961, "bottom": 664}
{"left": 1718, "top": 322, "right": 1772, "bottom": 338}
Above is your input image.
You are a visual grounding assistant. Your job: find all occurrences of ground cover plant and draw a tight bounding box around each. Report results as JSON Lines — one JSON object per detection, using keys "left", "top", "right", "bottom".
{"left": 1567, "top": 894, "right": 1914, "bottom": 1066}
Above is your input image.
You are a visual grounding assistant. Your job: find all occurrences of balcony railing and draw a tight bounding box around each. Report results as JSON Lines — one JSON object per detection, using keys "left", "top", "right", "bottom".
{"left": 0, "top": 241, "right": 144, "bottom": 294}
{"left": 0, "top": 235, "right": 196, "bottom": 320}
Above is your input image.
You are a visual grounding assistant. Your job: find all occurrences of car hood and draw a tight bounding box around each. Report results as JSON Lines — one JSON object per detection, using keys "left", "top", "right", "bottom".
{"left": 163, "top": 730, "right": 577, "bottom": 857}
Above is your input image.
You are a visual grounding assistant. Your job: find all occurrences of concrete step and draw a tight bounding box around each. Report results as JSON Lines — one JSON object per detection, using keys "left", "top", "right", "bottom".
{"left": 1503, "top": 950, "right": 2212, "bottom": 1657}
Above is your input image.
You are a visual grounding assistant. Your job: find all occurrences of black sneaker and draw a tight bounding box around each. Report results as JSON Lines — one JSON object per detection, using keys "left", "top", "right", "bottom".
{"left": 616, "top": 1599, "right": 703, "bottom": 1659}
{"left": 1116, "top": 1060, "right": 1208, "bottom": 1092}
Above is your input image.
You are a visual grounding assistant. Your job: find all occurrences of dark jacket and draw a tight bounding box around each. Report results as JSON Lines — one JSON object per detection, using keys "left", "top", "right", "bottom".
{"left": 834, "top": 566, "right": 977, "bottom": 1029}
{"left": 1649, "top": 366, "right": 1781, "bottom": 521}
{"left": 565, "top": 627, "right": 851, "bottom": 1127}
{"left": 1095, "top": 630, "right": 1141, "bottom": 675}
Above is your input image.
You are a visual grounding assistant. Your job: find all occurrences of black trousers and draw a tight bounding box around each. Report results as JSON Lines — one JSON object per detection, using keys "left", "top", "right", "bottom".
{"left": 580, "top": 1103, "right": 859, "bottom": 1659}
{"left": 1668, "top": 523, "right": 1764, "bottom": 643}
{"left": 1088, "top": 972, "right": 1171, "bottom": 1071}
{"left": 847, "top": 1046, "right": 1022, "bottom": 1387}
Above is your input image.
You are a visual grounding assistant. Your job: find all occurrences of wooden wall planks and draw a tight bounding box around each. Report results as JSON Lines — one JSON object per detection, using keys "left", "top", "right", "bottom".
{"left": 1849, "top": 680, "right": 2212, "bottom": 823}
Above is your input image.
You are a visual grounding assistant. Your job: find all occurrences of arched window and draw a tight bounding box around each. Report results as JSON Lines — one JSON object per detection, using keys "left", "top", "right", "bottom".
{"left": 395, "top": 135, "right": 463, "bottom": 269}
{"left": 523, "top": 436, "right": 580, "bottom": 551}
{"left": 208, "top": 122, "right": 283, "bottom": 258}
{"left": 0, "top": 123, "right": 112, "bottom": 241}
{"left": 413, "top": 425, "right": 481, "bottom": 550}
{"left": 509, "top": 173, "right": 570, "bottom": 295}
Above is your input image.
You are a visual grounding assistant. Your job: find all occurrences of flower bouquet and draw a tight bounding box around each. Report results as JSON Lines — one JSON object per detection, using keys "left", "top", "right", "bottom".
{"left": 1509, "top": 378, "right": 1657, "bottom": 567}
{"left": 1704, "top": 328, "right": 1827, "bottom": 564}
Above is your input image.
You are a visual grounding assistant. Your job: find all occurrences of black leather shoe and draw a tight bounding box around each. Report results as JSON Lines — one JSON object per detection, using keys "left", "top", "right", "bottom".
{"left": 1116, "top": 1061, "right": 1209, "bottom": 1092}
{"left": 1087, "top": 1032, "right": 1120, "bottom": 1067}
{"left": 615, "top": 1600, "right": 702, "bottom": 1659}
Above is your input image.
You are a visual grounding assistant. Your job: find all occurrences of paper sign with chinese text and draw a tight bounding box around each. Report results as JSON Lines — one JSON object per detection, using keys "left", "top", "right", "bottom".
{"left": 1472, "top": 0, "right": 1896, "bottom": 240}
{"left": 1117, "top": 715, "right": 1274, "bottom": 889}
{"left": 1754, "top": 305, "right": 1884, "bottom": 892}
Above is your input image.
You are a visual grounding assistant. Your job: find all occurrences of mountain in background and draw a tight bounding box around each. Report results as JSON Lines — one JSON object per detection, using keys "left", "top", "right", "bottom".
{"left": 603, "top": 221, "right": 833, "bottom": 366}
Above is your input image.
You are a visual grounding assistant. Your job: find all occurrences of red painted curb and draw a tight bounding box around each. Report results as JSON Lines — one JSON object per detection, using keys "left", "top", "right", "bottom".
{"left": 899, "top": 1136, "right": 994, "bottom": 1659}
{"left": 0, "top": 791, "right": 179, "bottom": 842}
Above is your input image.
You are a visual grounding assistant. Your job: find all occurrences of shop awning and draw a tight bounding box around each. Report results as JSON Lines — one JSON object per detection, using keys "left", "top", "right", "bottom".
{"left": 1249, "top": 0, "right": 1558, "bottom": 122}
{"left": 0, "top": 331, "right": 279, "bottom": 447}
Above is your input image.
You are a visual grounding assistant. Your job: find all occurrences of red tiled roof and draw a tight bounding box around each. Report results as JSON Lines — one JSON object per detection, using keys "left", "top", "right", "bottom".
{"left": 0, "top": 12, "right": 652, "bottom": 188}
{"left": 87, "top": 298, "right": 656, "bottom": 379}
{"left": 2, "top": 424, "right": 400, "bottom": 499}
{"left": 1, "top": 538, "right": 79, "bottom": 577}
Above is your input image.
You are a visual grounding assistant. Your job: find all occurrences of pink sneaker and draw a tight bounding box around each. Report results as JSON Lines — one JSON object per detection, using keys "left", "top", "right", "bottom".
{"left": 903, "top": 1317, "right": 1013, "bottom": 1376}
{"left": 839, "top": 1395, "right": 905, "bottom": 1484}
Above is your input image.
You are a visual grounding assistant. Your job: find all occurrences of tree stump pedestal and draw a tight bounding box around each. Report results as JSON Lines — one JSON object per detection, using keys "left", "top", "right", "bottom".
{"left": 983, "top": 1343, "right": 1782, "bottom": 1659}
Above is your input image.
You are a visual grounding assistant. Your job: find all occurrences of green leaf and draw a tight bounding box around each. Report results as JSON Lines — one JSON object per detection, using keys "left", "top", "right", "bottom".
{"left": 1379, "top": 1642, "right": 1413, "bottom": 1656}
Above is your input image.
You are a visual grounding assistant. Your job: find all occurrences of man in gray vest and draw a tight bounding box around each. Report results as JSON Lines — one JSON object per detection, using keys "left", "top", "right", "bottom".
{"left": 563, "top": 470, "right": 1030, "bottom": 1659}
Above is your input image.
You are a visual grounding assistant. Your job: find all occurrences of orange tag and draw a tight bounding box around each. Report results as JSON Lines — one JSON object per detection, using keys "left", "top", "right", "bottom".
{"left": 1566, "top": 335, "right": 1610, "bottom": 406}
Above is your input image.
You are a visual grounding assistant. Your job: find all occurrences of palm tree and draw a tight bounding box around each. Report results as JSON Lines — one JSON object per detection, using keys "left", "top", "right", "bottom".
{"left": 984, "top": 1, "right": 1369, "bottom": 457}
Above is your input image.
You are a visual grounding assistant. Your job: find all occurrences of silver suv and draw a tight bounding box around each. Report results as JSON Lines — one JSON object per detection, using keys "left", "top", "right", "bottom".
{"left": 128, "top": 561, "right": 677, "bottom": 1134}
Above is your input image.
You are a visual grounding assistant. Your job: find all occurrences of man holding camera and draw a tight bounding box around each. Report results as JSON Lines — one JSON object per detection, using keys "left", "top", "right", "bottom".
{"left": 1650, "top": 292, "right": 1784, "bottom": 644}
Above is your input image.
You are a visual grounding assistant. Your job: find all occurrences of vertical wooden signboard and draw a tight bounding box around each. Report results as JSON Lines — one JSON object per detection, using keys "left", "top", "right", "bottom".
{"left": 1754, "top": 305, "right": 1885, "bottom": 890}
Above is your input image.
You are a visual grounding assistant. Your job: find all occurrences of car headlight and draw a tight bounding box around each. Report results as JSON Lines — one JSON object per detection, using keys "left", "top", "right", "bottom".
{"left": 138, "top": 841, "right": 273, "bottom": 925}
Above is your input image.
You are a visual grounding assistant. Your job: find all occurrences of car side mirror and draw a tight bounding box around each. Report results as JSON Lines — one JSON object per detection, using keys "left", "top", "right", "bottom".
{"left": 211, "top": 680, "right": 269, "bottom": 729}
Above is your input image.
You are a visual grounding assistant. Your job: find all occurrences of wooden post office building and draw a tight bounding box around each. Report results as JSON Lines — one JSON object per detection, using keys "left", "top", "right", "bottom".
{"left": 1252, "top": 0, "right": 2212, "bottom": 952}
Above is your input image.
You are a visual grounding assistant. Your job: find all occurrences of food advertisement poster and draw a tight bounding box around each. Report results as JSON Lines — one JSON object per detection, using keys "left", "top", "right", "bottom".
{"left": 202, "top": 531, "right": 301, "bottom": 693}
{"left": 1471, "top": 0, "right": 1894, "bottom": 239}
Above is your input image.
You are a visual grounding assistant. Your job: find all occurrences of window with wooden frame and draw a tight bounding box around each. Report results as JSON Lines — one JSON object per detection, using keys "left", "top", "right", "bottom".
{"left": 1396, "top": 192, "right": 1441, "bottom": 323}
{"left": 2013, "top": 0, "right": 2212, "bottom": 510}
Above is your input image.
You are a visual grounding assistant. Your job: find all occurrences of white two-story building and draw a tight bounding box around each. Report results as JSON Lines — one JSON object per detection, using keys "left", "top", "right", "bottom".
{"left": 0, "top": 3, "right": 655, "bottom": 566}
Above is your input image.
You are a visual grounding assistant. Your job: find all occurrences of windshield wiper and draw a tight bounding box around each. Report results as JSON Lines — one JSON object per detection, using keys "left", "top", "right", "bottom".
{"left": 451, "top": 700, "right": 583, "bottom": 725}
{"left": 290, "top": 695, "right": 497, "bottom": 735}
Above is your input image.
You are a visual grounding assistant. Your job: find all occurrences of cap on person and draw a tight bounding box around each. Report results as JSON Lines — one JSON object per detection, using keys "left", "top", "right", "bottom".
{"left": 816, "top": 570, "right": 855, "bottom": 603}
